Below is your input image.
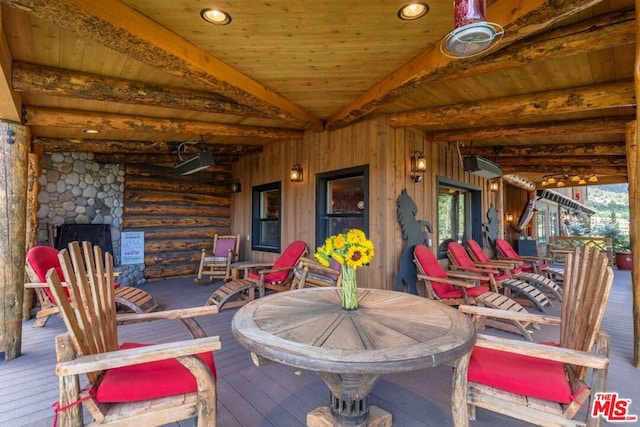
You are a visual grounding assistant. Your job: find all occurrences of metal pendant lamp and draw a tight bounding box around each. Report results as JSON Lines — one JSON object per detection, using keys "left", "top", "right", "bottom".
{"left": 441, "top": 0, "right": 503, "bottom": 58}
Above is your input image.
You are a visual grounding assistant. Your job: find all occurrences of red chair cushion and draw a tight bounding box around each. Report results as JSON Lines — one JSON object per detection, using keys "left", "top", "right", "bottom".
{"left": 448, "top": 242, "right": 477, "bottom": 269}
{"left": 26, "top": 246, "right": 70, "bottom": 303}
{"left": 249, "top": 241, "right": 306, "bottom": 284}
{"left": 95, "top": 342, "right": 217, "bottom": 403}
{"left": 214, "top": 237, "right": 236, "bottom": 257}
{"left": 467, "top": 239, "right": 490, "bottom": 263}
{"left": 495, "top": 239, "right": 520, "bottom": 259}
{"left": 468, "top": 344, "right": 572, "bottom": 403}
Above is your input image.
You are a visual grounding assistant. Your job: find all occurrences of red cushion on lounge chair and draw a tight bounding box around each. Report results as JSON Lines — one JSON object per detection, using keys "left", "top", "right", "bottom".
{"left": 249, "top": 241, "right": 307, "bottom": 284}
{"left": 468, "top": 345, "right": 572, "bottom": 403}
{"left": 448, "top": 242, "right": 476, "bottom": 269}
{"left": 95, "top": 342, "right": 217, "bottom": 403}
{"left": 438, "top": 286, "right": 491, "bottom": 299}
{"left": 26, "top": 246, "right": 70, "bottom": 303}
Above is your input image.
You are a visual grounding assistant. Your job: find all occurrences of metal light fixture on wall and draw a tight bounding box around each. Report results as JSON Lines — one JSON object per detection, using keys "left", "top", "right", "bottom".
{"left": 490, "top": 180, "right": 499, "bottom": 192}
{"left": 231, "top": 179, "right": 242, "bottom": 193}
{"left": 290, "top": 164, "right": 303, "bottom": 182}
{"left": 505, "top": 212, "right": 514, "bottom": 223}
{"left": 410, "top": 151, "right": 427, "bottom": 183}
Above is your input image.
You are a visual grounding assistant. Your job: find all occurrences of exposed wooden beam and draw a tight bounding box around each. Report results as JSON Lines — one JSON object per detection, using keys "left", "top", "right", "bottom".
{"left": 426, "top": 117, "right": 630, "bottom": 143}
{"left": 24, "top": 107, "right": 303, "bottom": 140}
{"left": 0, "top": 9, "right": 21, "bottom": 122}
{"left": 497, "top": 156, "right": 627, "bottom": 167}
{"left": 441, "top": 8, "right": 635, "bottom": 82}
{"left": 33, "top": 137, "right": 263, "bottom": 155}
{"left": 0, "top": 0, "right": 323, "bottom": 130}
{"left": 389, "top": 81, "right": 634, "bottom": 128}
{"left": 501, "top": 165, "right": 626, "bottom": 175}
{"left": 93, "top": 153, "right": 238, "bottom": 165}
{"left": 470, "top": 142, "right": 626, "bottom": 158}
{"left": 12, "top": 62, "right": 270, "bottom": 118}
{"left": 326, "top": 0, "right": 605, "bottom": 130}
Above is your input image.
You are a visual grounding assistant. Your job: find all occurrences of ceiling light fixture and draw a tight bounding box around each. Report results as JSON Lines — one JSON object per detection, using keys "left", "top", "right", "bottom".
{"left": 441, "top": 0, "right": 503, "bottom": 58}
{"left": 540, "top": 174, "right": 599, "bottom": 188}
{"left": 84, "top": 129, "right": 100, "bottom": 134}
{"left": 200, "top": 8, "right": 232, "bottom": 26}
{"left": 397, "top": 3, "right": 429, "bottom": 21}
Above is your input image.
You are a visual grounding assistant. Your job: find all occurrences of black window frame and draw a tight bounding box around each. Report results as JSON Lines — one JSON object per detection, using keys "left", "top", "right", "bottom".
{"left": 315, "top": 165, "right": 369, "bottom": 248}
{"left": 251, "top": 181, "right": 281, "bottom": 253}
{"left": 436, "top": 177, "right": 482, "bottom": 259}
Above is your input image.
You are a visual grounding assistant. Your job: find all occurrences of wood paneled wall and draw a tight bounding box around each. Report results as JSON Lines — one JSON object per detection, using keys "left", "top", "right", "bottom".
{"left": 231, "top": 116, "right": 494, "bottom": 290}
{"left": 123, "top": 163, "right": 232, "bottom": 279}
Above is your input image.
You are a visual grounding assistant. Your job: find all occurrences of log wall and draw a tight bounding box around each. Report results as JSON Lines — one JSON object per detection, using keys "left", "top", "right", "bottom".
{"left": 231, "top": 116, "right": 493, "bottom": 290}
{"left": 123, "top": 163, "right": 232, "bottom": 279}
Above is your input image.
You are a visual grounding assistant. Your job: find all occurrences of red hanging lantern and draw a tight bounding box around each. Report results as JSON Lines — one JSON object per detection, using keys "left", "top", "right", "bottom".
{"left": 442, "top": 0, "right": 503, "bottom": 58}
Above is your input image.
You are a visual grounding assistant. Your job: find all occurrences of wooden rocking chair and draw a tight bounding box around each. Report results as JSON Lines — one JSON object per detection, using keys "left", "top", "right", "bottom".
{"left": 195, "top": 234, "right": 240, "bottom": 284}
{"left": 25, "top": 245, "right": 159, "bottom": 327}
{"left": 456, "top": 246, "right": 614, "bottom": 426}
{"left": 48, "top": 241, "right": 221, "bottom": 426}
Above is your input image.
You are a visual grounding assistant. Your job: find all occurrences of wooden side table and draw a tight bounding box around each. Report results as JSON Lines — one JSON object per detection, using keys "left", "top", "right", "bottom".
{"left": 229, "top": 260, "right": 273, "bottom": 280}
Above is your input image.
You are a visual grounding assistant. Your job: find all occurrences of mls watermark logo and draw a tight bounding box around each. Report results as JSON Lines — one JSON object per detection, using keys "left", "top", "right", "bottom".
{"left": 592, "top": 392, "right": 638, "bottom": 422}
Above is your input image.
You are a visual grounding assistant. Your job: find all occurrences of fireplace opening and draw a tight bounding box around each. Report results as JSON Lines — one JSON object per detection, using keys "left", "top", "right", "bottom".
{"left": 55, "top": 224, "right": 113, "bottom": 256}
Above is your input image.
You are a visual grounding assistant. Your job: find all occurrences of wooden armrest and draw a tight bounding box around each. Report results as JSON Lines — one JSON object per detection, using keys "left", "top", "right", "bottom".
{"left": 25, "top": 281, "right": 59, "bottom": 289}
{"left": 446, "top": 271, "right": 490, "bottom": 282}
{"left": 449, "top": 265, "right": 499, "bottom": 275}
{"left": 258, "top": 266, "right": 295, "bottom": 276}
{"left": 417, "top": 274, "right": 479, "bottom": 289}
{"left": 56, "top": 335, "right": 222, "bottom": 376}
{"left": 116, "top": 305, "right": 219, "bottom": 323}
{"left": 459, "top": 304, "right": 561, "bottom": 325}
{"left": 474, "top": 333, "right": 609, "bottom": 369}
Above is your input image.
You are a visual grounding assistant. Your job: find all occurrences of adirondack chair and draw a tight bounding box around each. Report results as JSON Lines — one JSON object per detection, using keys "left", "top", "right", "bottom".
{"left": 456, "top": 245, "right": 614, "bottom": 426}
{"left": 290, "top": 257, "right": 342, "bottom": 290}
{"left": 48, "top": 241, "right": 221, "bottom": 427}
{"left": 447, "top": 241, "right": 551, "bottom": 312}
{"left": 495, "top": 237, "right": 565, "bottom": 282}
{"left": 467, "top": 238, "right": 563, "bottom": 301}
{"left": 414, "top": 244, "right": 535, "bottom": 340}
{"left": 195, "top": 234, "right": 240, "bottom": 284}
{"left": 24, "top": 245, "right": 159, "bottom": 327}
{"left": 205, "top": 240, "right": 308, "bottom": 310}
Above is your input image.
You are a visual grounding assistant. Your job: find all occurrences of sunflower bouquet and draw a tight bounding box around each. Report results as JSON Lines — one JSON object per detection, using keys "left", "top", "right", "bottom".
{"left": 315, "top": 229, "right": 375, "bottom": 309}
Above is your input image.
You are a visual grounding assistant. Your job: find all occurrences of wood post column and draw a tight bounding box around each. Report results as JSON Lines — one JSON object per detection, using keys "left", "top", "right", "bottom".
{"left": 0, "top": 120, "right": 29, "bottom": 361}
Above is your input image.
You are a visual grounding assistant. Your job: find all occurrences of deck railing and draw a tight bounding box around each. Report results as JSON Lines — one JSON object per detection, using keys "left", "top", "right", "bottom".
{"left": 547, "top": 236, "right": 613, "bottom": 265}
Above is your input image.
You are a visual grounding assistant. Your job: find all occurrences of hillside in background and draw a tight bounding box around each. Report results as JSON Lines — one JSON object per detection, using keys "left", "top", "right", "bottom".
{"left": 588, "top": 184, "right": 629, "bottom": 220}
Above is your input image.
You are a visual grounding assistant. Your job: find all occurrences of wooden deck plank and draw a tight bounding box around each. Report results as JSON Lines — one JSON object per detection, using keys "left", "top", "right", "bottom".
{"left": 1, "top": 270, "right": 638, "bottom": 427}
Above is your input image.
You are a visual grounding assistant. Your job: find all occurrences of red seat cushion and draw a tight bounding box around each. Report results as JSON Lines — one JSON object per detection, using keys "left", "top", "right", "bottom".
{"left": 95, "top": 342, "right": 217, "bottom": 403}
{"left": 448, "top": 242, "right": 477, "bottom": 269}
{"left": 248, "top": 240, "right": 306, "bottom": 284}
{"left": 415, "top": 244, "right": 490, "bottom": 298}
{"left": 468, "top": 344, "right": 572, "bottom": 403}
{"left": 26, "top": 246, "right": 70, "bottom": 303}
{"left": 467, "top": 239, "right": 490, "bottom": 263}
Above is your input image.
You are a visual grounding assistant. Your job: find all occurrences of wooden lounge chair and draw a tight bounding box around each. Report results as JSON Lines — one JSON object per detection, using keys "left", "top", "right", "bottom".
{"left": 468, "top": 238, "right": 563, "bottom": 301}
{"left": 205, "top": 240, "right": 307, "bottom": 310}
{"left": 495, "top": 237, "right": 565, "bottom": 283}
{"left": 25, "top": 245, "right": 159, "bottom": 327}
{"left": 447, "top": 241, "right": 551, "bottom": 312}
{"left": 455, "top": 245, "right": 614, "bottom": 426}
{"left": 195, "top": 234, "right": 240, "bottom": 284}
{"left": 291, "top": 257, "right": 342, "bottom": 290}
{"left": 48, "top": 241, "right": 221, "bottom": 427}
{"left": 414, "top": 244, "right": 535, "bottom": 340}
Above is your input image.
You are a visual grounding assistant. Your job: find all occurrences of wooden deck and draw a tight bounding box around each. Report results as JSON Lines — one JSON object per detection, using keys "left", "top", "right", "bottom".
{"left": 2, "top": 269, "right": 638, "bottom": 426}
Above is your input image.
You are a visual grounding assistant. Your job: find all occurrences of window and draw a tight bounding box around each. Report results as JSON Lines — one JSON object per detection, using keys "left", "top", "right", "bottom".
{"left": 252, "top": 182, "right": 281, "bottom": 252}
{"left": 550, "top": 210, "right": 559, "bottom": 237}
{"left": 436, "top": 178, "right": 482, "bottom": 259}
{"left": 537, "top": 210, "right": 547, "bottom": 244}
{"left": 316, "top": 166, "right": 369, "bottom": 247}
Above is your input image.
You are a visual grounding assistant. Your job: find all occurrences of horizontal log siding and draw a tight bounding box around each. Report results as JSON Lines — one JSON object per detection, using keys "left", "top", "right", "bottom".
{"left": 231, "top": 116, "right": 492, "bottom": 290}
{"left": 123, "top": 163, "right": 232, "bottom": 280}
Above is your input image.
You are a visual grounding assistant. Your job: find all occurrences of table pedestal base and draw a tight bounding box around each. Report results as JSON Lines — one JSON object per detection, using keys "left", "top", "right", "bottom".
{"left": 307, "top": 406, "right": 392, "bottom": 427}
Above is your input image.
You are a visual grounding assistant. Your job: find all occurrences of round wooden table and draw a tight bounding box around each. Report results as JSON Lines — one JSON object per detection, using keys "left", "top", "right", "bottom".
{"left": 231, "top": 287, "right": 476, "bottom": 427}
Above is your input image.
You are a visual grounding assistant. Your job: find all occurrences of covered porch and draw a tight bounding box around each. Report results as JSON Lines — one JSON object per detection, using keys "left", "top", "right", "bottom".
{"left": 1, "top": 269, "right": 637, "bottom": 426}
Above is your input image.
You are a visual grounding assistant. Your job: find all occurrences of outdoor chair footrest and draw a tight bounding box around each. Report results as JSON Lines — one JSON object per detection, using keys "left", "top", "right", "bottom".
{"left": 114, "top": 287, "right": 159, "bottom": 315}
{"left": 500, "top": 278, "right": 551, "bottom": 312}
{"left": 517, "top": 272, "right": 563, "bottom": 301}
{"left": 206, "top": 279, "right": 254, "bottom": 310}
{"left": 474, "top": 292, "right": 535, "bottom": 341}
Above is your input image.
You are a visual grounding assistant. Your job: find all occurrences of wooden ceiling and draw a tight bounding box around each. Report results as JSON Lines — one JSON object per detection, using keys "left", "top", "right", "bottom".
{"left": 0, "top": 0, "right": 635, "bottom": 186}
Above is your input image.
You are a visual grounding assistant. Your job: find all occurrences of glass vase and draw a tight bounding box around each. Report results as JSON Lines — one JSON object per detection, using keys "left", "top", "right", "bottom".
{"left": 341, "top": 267, "right": 358, "bottom": 310}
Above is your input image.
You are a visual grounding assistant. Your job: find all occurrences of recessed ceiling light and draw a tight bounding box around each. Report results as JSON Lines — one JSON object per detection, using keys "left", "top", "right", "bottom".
{"left": 84, "top": 129, "right": 100, "bottom": 134}
{"left": 200, "top": 8, "right": 232, "bottom": 26}
{"left": 397, "top": 3, "right": 429, "bottom": 21}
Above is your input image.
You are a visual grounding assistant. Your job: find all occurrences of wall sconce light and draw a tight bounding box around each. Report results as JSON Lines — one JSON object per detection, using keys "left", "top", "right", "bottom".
{"left": 290, "top": 164, "right": 303, "bottom": 182}
{"left": 410, "top": 151, "right": 427, "bottom": 183}
{"left": 505, "top": 213, "right": 514, "bottom": 222}
{"left": 490, "top": 180, "right": 499, "bottom": 192}
{"left": 231, "top": 179, "right": 242, "bottom": 193}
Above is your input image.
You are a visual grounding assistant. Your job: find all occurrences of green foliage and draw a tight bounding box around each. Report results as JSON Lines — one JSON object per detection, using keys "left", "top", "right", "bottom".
{"left": 593, "top": 214, "right": 629, "bottom": 251}
{"left": 567, "top": 220, "right": 588, "bottom": 236}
